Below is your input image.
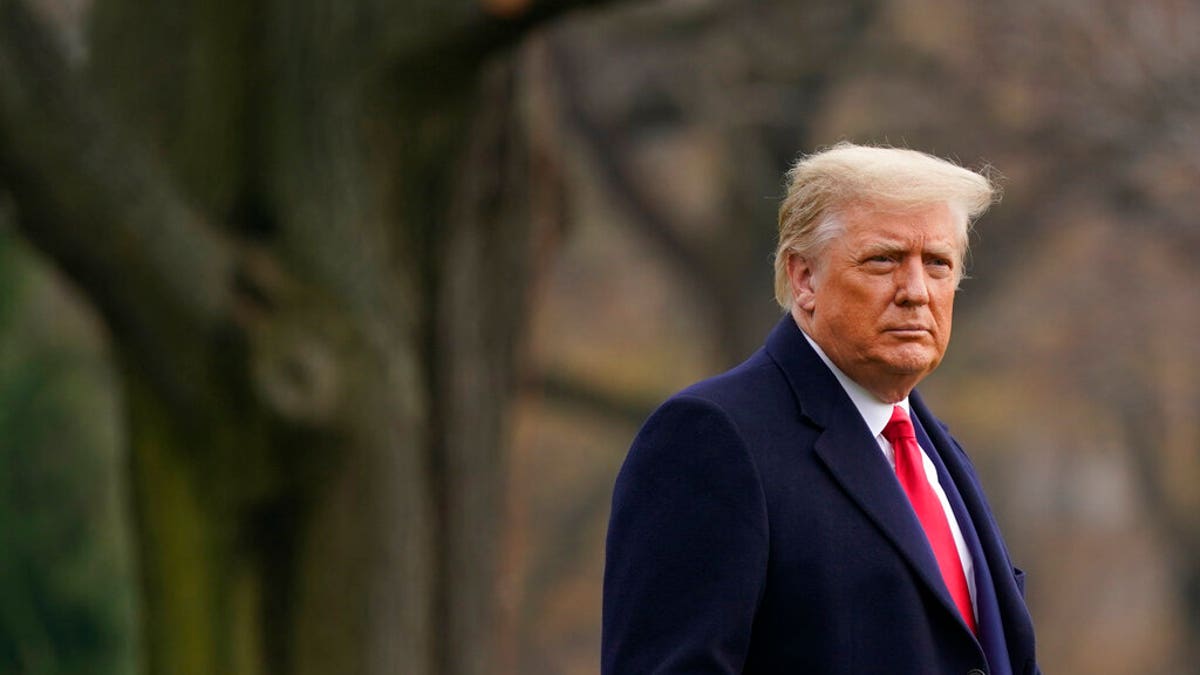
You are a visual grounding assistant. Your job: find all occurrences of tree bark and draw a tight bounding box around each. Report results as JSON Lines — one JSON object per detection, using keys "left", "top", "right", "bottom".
{"left": 0, "top": 0, "right": 613, "bottom": 673}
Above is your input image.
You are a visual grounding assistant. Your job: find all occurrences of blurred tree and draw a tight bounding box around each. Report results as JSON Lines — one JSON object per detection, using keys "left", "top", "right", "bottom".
{"left": 0, "top": 1, "right": 608, "bottom": 674}
{"left": 968, "top": 2, "right": 1200, "bottom": 667}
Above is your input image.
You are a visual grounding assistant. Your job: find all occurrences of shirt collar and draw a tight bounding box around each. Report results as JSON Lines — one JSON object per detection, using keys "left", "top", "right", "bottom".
{"left": 800, "top": 329, "right": 908, "bottom": 439}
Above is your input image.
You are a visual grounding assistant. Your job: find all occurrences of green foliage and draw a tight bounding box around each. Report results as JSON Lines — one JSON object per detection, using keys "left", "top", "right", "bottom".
{"left": 0, "top": 224, "right": 137, "bottom": 675}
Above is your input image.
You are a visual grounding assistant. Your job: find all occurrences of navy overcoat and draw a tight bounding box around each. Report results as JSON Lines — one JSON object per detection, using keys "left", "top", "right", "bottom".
{"left": 602, "top": 316, "right": 1038, "bottom": 674}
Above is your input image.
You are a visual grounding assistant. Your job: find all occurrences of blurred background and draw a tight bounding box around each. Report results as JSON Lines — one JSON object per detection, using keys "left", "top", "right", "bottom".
{"left": 2, "top": 0, "right": 1199, "bottom": 673}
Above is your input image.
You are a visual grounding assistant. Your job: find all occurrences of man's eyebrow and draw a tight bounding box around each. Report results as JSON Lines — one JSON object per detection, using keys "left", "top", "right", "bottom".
{"left": 923, "top": 243, "right": 959, "bottom": 258}
{"left": 857, "top": 241, "right": 906, "bottom": 256}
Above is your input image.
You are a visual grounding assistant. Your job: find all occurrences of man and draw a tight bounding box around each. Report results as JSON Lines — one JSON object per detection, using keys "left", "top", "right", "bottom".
{"left": 602, "top": 143, "right": 1038, "bottom": 674}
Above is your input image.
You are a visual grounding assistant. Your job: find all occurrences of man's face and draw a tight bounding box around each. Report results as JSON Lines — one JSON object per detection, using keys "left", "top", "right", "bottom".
{"left": 789, "top": 202, "right": 963, "bottom": 403}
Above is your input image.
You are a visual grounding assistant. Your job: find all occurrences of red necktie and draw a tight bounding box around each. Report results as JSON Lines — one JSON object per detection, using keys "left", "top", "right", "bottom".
{"left": 883, "top": 405, "right": 977, "bottom": 634}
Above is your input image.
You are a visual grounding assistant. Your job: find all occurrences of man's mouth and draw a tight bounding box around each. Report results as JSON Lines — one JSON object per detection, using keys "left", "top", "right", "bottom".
{"left": 885, "top": 326, "right": 930, "bottom": 336}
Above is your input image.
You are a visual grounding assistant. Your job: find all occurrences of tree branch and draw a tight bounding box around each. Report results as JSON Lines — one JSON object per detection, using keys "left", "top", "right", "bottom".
{"left": 0, "top": 0, "right": 234, "bottom": 400}
{"left": 544, "top": 35, "right": 726, "bottom": 304}
{"left": 524, "top": 370, "right": 656, "bottom": 429}
{"left": 392, "top": 0, "right": 628, "bottom": 81}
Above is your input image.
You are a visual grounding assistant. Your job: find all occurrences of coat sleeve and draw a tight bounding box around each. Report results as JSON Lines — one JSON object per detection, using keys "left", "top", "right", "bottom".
{"left": 601, "top": 394, "right": 769, "bottom": 674}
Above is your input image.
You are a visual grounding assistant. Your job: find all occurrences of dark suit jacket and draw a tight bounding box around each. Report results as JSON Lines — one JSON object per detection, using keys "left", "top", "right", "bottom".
{"left": 602, "top": 316, "right": 1038, "bottom": 674}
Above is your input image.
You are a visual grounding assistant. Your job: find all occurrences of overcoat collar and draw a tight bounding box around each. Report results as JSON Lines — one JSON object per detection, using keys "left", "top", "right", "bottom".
{"left": 763, "top": 315, "right": 977, "bottom": 640}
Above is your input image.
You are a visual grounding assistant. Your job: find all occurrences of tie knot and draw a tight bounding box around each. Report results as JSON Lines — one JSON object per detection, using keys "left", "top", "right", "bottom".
{"left": 882, "top": 405, "right": 916, "bottom": 443}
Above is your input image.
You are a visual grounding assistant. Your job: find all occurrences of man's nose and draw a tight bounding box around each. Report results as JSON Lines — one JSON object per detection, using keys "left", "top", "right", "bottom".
{"left": 894, "top": 257, "right": 930, "bottom": 305}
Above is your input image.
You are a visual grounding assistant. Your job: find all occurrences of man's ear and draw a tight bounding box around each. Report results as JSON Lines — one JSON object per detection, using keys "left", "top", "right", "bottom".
{"left": 786, "top": 252, "right": 817, "bottom": 313}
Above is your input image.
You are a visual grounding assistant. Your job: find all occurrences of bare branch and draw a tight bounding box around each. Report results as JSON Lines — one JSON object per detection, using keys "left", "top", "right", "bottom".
{"left": 545, "top": 35, "right": 724, "bottom": 301}
{"left": 0, "top": 0, "right": 234, "bottom": 399}
{"left": 392, "top": 0, "right": 630, "bottom": 76}
{"left": 524, "top": 370, "right": 655, "bottom": 429}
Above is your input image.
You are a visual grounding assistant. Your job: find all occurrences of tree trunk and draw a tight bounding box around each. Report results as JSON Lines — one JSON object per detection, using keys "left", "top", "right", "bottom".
{"left": 0, "top": 0, "right": 593, "bottom": 672}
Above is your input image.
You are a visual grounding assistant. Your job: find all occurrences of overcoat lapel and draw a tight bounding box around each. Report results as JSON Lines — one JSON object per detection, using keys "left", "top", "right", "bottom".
{"left": 764, "top": 317, "right": 971, "bottom": 636}
{"left": 912, "top": 392, "right": 1037, "bottom": 665}
{"left": 912, "top": 405, "right": 1012, "bottom": 675}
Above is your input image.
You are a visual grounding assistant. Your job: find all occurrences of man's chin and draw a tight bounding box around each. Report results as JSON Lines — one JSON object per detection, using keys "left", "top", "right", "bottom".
{"left": 878, "top": 350, "right": 941, "bottom": 377}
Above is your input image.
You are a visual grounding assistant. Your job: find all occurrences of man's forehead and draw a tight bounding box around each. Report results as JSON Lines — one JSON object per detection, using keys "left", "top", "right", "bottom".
{"left": 836, "top": 202, "right": 965, "bottom": 245}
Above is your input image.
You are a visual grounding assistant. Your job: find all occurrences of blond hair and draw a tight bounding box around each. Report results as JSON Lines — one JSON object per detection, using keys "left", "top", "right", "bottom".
{"left": 773, "top": 142, "right": 998, "bottom": 309}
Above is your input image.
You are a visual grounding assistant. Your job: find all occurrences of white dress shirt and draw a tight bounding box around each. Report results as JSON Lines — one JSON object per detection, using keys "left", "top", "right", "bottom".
{"left": 801, "top": 331, "right": 977, "bottom": 614}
